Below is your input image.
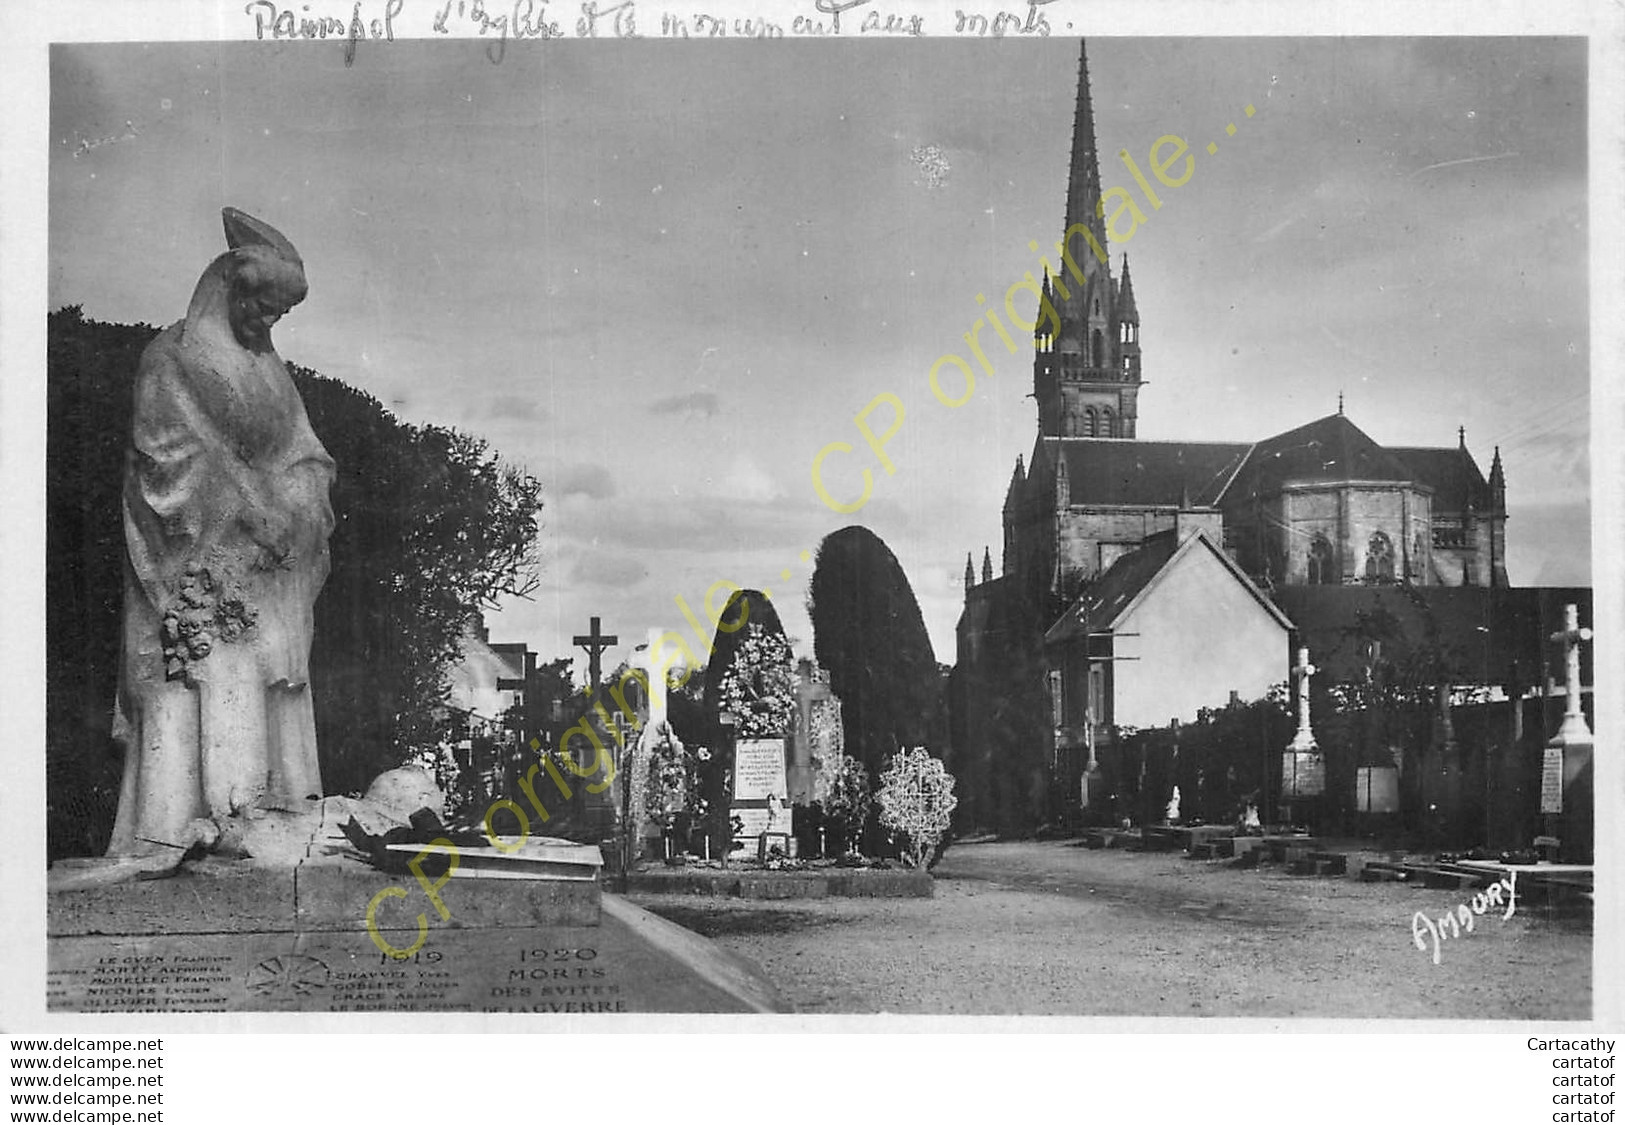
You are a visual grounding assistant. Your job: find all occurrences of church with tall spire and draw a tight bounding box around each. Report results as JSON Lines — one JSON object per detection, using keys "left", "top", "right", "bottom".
{"left": 949, "top": 41, "right": 1542, "bottom": 837}
{"left": 1032, "top": 42, "right": 1144, "bottom": 442}
{"left": 980, "top": 40, "right": 1507, "bottom": 638}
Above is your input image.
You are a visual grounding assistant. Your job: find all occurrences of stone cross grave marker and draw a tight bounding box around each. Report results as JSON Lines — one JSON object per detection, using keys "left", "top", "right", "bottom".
{"left": 574, "top": 616, "right": 618, "bottom": 693}
{"left": 1550, "top": 603, "right": 1593, "bottom": 744}
{"left": 1282, "top": 645, "right": 1325, "bottom": 800}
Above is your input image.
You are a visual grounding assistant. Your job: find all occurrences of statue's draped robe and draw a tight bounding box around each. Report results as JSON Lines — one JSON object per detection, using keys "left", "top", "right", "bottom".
{"left": 108, "top": 257, "right": 335, "bottom": 854}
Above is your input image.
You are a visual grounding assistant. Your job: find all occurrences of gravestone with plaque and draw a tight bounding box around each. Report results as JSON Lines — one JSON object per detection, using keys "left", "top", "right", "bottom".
{"left": 729, "top": 738, "right": 790, "bottom": 859}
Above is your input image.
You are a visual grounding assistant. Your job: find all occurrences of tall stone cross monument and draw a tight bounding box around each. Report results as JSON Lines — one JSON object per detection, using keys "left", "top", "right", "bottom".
{"left": 1289, "top": 646, "right": 1318, "bottom": 752}
{"left": 1281, "top": 645, "right": 1326, "bottom": 810}
{"left": 1551, "top": 604, "right": 1593, "bottom": 744}
{"left": 1542, "top": 603, "right": 1593, "bottom": 862}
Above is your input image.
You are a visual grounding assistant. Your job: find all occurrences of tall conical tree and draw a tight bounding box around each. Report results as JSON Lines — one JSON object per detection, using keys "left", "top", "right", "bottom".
{"left": 807, "top": 526, "right": 944, "bottom": 777}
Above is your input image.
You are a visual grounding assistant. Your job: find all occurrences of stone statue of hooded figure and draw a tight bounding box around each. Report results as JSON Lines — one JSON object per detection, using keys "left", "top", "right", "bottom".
{"left": 108, "top": 208, "right": 335, "bottom": 856}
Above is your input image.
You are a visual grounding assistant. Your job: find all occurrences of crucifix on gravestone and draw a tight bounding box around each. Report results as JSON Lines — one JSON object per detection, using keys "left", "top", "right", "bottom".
{"left": 573, "top": 616, "right": 618, "bottom": 694}
{"left": 1550, "top": 603, "right": 1593, "bottom": 743}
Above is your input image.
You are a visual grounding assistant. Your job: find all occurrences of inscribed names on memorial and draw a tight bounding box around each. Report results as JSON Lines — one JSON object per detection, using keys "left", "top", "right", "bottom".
{"left": 1281, "top": 751, "right": 1325, "bottom": 798}
{"left": 47, "top": 919, "right": 763, "bottom": 1013}
{"left": 1540, "top": 747, "right": 1565, "bottom": 814}
{"left": 731, "top": 738, "right": 788, "bottom": 842}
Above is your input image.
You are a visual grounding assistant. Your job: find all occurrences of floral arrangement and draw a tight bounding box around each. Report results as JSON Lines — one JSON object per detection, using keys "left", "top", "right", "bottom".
{"left": 642, "top": 725, "right": 690, "bottom": 830}
{"left": 715, "top": 622, "right": 796, "bottom": 738}
{"left": 821, "top": 755, "right": 872, "bottom": 854}
{"left": 160, "top": 565, "right": 257, "bottom": 682}
{"left": 877, "top": 746, "right": 958, "bottom": 869}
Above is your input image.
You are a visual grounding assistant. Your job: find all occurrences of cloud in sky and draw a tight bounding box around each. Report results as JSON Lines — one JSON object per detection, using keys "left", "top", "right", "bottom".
{"left": 648, "top": 391, "right": 720, "bottom": 419}
{"left": 554, "top": 464, "right": 617, "bottom": 502}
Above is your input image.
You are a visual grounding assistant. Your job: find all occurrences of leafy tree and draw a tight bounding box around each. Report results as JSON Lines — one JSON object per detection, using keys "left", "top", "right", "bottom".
{"left": 877, "top": 746, "right": 959, "bottom": 869}
{"left": 299, "top": 368, "right": 544, "bottom": 796}
{"left": 44, "top": 308, "right": 544, "bottom": 857}
{"left": 45, "top": 307, "right": 153, "bottom": 859}
{"left": 807, "top": 526, "right": 944, "bottom": 777}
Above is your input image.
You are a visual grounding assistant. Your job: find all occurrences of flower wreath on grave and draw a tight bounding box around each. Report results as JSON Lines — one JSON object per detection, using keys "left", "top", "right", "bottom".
{"left": 715, "top": 622, "right": 795, "bottom": 739}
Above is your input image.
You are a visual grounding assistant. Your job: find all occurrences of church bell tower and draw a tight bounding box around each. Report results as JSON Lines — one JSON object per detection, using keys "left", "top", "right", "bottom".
{"left": 1033, "top": 41, "right": 1145, "bottom": 440}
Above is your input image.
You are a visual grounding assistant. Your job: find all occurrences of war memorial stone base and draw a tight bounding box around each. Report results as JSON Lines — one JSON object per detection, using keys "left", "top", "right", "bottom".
{"left": 48, "top": 855, "right": 786, "bottom": 1015}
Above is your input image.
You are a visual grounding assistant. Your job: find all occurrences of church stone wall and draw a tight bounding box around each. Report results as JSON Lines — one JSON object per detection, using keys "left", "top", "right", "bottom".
{"left": 1277, "top": 485, "right": 1431, "bottom": 584}
{"left": 1056, "top": 507, "right": 1180, "bottom": 587}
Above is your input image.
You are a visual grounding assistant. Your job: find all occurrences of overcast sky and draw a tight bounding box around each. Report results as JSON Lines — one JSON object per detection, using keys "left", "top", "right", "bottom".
{"left": 48, "top": 36, "right": 1589, "bottom": 682}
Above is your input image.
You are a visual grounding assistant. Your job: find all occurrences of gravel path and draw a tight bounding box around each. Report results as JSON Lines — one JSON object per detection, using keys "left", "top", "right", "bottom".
{"left": 627, "top": 840, "right": 1590, "bottom": 1018}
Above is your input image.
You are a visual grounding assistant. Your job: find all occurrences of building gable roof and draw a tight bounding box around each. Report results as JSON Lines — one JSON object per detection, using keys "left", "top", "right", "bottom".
{"left": 1046, "top": 529, "right": 1293, "bottom": 644}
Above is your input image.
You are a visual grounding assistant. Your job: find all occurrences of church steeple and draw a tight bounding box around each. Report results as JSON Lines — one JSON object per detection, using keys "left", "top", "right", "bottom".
{"left": 981, "top": 547, "right": 994, "bottom": 584}
{"left": 1489, "top": 445, "right": 1506, "bottom": 512}
{"left": 1034, "top": 40, "right": 1145, "bottom": 441}
{"left": 1064, "top": 40, "right": 1111, "bottom": 275}
{"left": 965, "top": 552, "right": 976, "bottom": 593}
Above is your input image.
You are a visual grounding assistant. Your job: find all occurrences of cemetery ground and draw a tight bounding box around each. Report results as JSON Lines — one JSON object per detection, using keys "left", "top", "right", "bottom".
{"left": 626, "top": 839, "right": 1590, "bottom": 1018}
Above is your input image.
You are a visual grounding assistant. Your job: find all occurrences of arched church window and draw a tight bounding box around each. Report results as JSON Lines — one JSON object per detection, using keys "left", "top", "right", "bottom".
{"left": 1091, "top": 329, "right": 1104, "bottom": 369}
{"left": 1307, "top": 535, "right": 1336, "bottom": 585}
{"left": 1365, "top": 532, "right": 1395, "bottom": 582}
{"left": 1101, "top": 408, "right": 1115, "bottom": 438}
{"left": 1083, "top": 408, "right": 1097, "bottom": 437}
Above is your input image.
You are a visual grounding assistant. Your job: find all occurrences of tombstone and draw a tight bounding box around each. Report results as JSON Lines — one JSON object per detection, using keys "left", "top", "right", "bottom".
{"left": 730, "top": 738, "right": 791, "bottom": 859}
{"left": 788, "top": 660, "right": 838, "bottom": 805}
{"left": 1354, "top": 765, "right": 1400, "bottom": 814}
